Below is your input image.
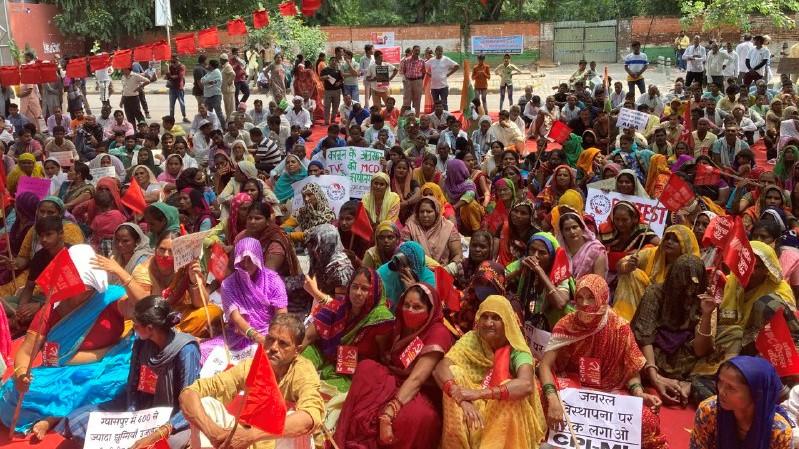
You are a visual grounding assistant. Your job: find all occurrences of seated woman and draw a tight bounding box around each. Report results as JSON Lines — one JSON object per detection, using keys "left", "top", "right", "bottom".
{"left": 44, "top": 157, "right": 68, "bottom": 196}
{"left": 88, "top": 153, "right": 125, "bottom": 181}
{"left": 90, "top": 222, "right": 153, "bottom": 294}
{"left": 55, "top": 296, "right": 200, "bottom": 448}
{"left": 336, "top": 200, "right": 371, "bottom": 266}
{"left": 751, "top": 215, "right": 799, "bottom": 299}
{"left": 645, "top": 153, "right": 672, "bottom": 198}
{"left": 157, "top": 153, "right": 184, "bottom": 186}
{"left": 483, "top": 178, "right": 517, "bottom": 235}
{"left": 632, "top": 255, "right": 716, "bottom": 406}
{"left": 463, "top": 151, "right": 491, "bottom": 211}
{"left": 273, "top": 153, "right": 307, "bottom": 205}
{"left": 692, "top": 210, "right": 718, "bottom": 264}
{"left": 444, "top": 159, "right": 484, "bottom": 234}
{"left": 0, "top": 245, "right": 134, "bottom": 434}
{"left": 200, "top": 237, "right": 287, "bottom": 361}
{"left": 557, "top": 210, "right": 608, "bottom": 279}
{"left": 451, "top": 261, "right": 506, "bottom": 335}
{"left": 218, "top": 160, "right": 258, "bottom": 209}
{"left": 434, "top": 295, "right": 547, "bottom": 449}
{"left": 448, "top": 230, "right": 493, "bottom": 290}
{"left": 203, "top": 192, "right": 251, "bottom": 263}
{"left": 129, "top": 148, "right": 163, "bottom": 180}
{"left": 364, "top": 172, "right": 401, "bottom": 226}
{"left": 540, "top": 274, "right": 667, "bottom": 449}
{"left": 334, "top": 282, "right": 453, "bottom": 449}
{"left": 413, "top": 153, "right": 442, "bottom": 186}
{"left": 537, "top": 164, "right": 577, "bottom": 209}
{"left": 72, "top": 177, "right": 128, "bottom": 228}
{"left": 599, "top": 201, "right": 660, "bottom": 286}
{"left": 391, "top": 156, "right": 421, "bottom": 224}
{"left": 0, "top": 191, "right": 38, "bottom": 288}
{"left": 282, "top": 183, "right": 336, "bottom": 243}
{"left": 234, "top": 201, "right": 301, "bottom": 279}
{"left": 496, "top": 200, "right": 539, "bottom": 266}
{"left": 614, "top": 224, "right": 700, "bottom": 321}
{"left": 587, "top": 167, "right": 650, "bottom": 198}
{"left": 143, "top": 202, "right": 181, "bottom": 247}
{"left": 301, "top": 267, "right": 394, "bottom": 394}
{"left": 130, "top": 164, "right": 163, "bottom": 204}
{"left": 296, "top": 224, "right": 354, "bottom": 312}
{"left": 575, "top": 146, "right": 605, "bottom": 188}
{"left": 7, "top": 153, "right": 44, "bottom": 196}
{"left": 421, "top": 182, "right": 456, "bottom": 224}
{"left": 691, "top": 356, "right": 793, "bottom": 449}
{"left": 402, "top": 196, "right": 462, "bottom": 267}
{"left": 58, "top": 161, "right": 95, "bottom": 212}
{"left": 378, "top": 241, "right": 437, "bottom": 309}
{"left": 507, "top": 232, "right": 574, "bottom": 332}
{"left": 177, "top": 188, "right": 215, "bottom": 233}
{"left": 133, "top": 231, "right": 222, "bottom": 337}
{"left": 742, "top": 184, "right": 793, "bottom": 233}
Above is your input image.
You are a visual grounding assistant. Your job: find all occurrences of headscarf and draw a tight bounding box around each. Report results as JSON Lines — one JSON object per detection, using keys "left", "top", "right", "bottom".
{"left": 575, "top": 147, "right": 601, "bottom": 177}
{"left": 362, "top": 172, "right": 401, "bottom": 224}
{"left": 558, "top": 189, "right": 584, "bottom": 214}
{"left": 497, "top": 199, "right": 537, "bottom": 266}
{"left": 484, "top": 178, "right": 517, "bottom": 234}
{"left": 587, "top": 168, "right": 650, "bottom": 198}
{"left": 130, "top": 164, "right": 158, "bottom": 188}
{"left": 557, "top": 212, "right": 608, "bottom": 279}
{"left": 296, "top": 183, "right": 336, "bottom": 230}
{"left": 389, "top": 158, "right": 413, "bottom": 199}
{"left": 7, "top": 153, "right": 44, "bottom": 193}
{"left": 602, "top": 162, "right": 622, "bottom": 178}
{"left": 237, "top": 160, "right": 258, "bottom": 179}
{"left": 443, "top": 159, "right": 476, "bottom": 201}
{"left": 306, "top": 223, "right": 354, "bottom": 290}
{"left": 774, "top": 145, "right": 799, "bottom": 181}
{"left": 547, "top": 274, "right": 610, "bottom": 351}
{"left": 157, "top": 154, "right": 184, "bottom": 183}
{"left": 68, "top": 244, "right": 108, "bottom": 293}
{"left": 274, "top": 154, "right": 308, "bottom": 203}
{"left": 9, "top": 192, "right": 39, "bottom": 251}
{"left": 659, "top": 254, "right": 707, "bottom": 330}
{"left": 402, "top": 196, "right": 457, "bottom": 264}
{"left": 227, "top": 192, "right": 252, "bottom": 239}
{"left": 89, "top": 153, "right": 125, "bottom": 179}
{"left": 133, "top": 148, "right": 162, "bottom": 177}
{"left": 420, "top": 182, "right": 452, "bottom": 215}
{"left": 644, "top": 153, "right": 671, "bottom": 197}
{"left": 221, "top": 237, "right": 286, "bottom": 323}
{"left": 147, "top": 202, "right": 180, "bottom": 245}
{"left": 112, "top": 222, "right": 153, "bottom": 275}
{"left": 181, "top": 187, "right": 215, "bottom": 232}
{"left": 390, "top": 282, "right": 447, "bottom": 362}
{"left": 539, "top": 164, "right": 576, "bottom": 206}
{"left": 377, "top": 241, "right": 436, "bottom": 308}
{"left": 644, "top": 224, "right": 700, "bottom": 284}
{"left": 717, "top": 356, "right": 787, "bottom": 449}
{"left": 84, "top": 177, "right": 126, "bottom": 223}
{"left": 671, "top": 154, "right": 695, "bottom": 173}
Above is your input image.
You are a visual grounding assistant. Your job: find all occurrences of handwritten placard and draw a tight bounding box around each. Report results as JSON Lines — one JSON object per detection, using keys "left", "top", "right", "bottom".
{"left": 84, "top": 407, "right": 172, "bottom": 449}
{"left": 200, "top": 343, "right": 258, "bottom": 378}
{"left": 523, "top": 323, "right": 551, "bottom": 361}
{"left": 616, "top": 107, "right": 650, "bottom": 132}
{"left": 16, "top": 176, "right": 52, "bottom": 200}
{"left": 290, "top": 175, "right": 351, "bottom": 217}
{"left": 547, "top": 388, "right": 642, "bottom": 449}
{"left": 585, "top": 187, "right": 668, "bottom": 237}
{"left": 171, "top": 230, "right": 212, "bottom": 270}
{"left": 90, "top": 166, "right": 118, "bottom": 185}
{"left": 324, "top": 146, "right": 383, "bottom": 198}
{"left": 48, "top": 150, "right": 74, "bottom": 167}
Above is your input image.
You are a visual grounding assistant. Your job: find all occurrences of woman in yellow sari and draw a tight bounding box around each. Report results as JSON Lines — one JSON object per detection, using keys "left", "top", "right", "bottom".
{"left": 613, "top": 224, "right": 699, "bottom": 321}
{"left": 644, "top": 154, "right": 671, "bottom": 198}
{"left": 421, "top": 182, "right": 456, "bottom": 223}
{"left": 7, "top": 153, "right": 45, "bottom": 195}
{"left": 434, "top": 295, "right": 546, "bottom": 449}
{"left": 362, "top": 172, "right": 401, "bottom": 226}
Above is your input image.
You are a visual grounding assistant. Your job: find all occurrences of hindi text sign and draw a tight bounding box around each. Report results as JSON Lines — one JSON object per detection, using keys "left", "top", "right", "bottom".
{"left": 616, "top": 108, "right": 650, "bottom": 132}
{"left": 84, "top": 407, "right": 172, "bottom": 449}
{"left": 547, "top": 388, "right": 642, "bottom": 449}
{"left": 16, "top": 176, "right": 52, "bottom": 200}
{"left": 89, "top": 166, "right": 118, "bottom": 185}
{"left": 171, "top": 230, "right": 212, "bottom": 271}
{"left": 585, "top": 188, "right": 668, "bottom": 236}
{"left": 325, "top": 147, "right": 383, "bottom": 199}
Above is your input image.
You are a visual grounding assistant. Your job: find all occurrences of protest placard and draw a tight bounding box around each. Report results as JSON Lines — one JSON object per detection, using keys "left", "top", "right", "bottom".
{"left": 547, "top": 388, "right": 642, "bottom": 449}
{"left": 48, "top": 151, "right": 74, "bottom": 167}
{"left": 325, "top": 146, "right": 383, "bottom": 199}
{"left": 523, "top": 322, "right": 551, "bottom": 360}
{"left": 16, "top": 176, "right": 51, "bottom": 200}
{"left": 84, "top": 407, "right": 172, "bottom": 449}
{"left": 585, "top": 188, "right": 668, "bottom": 236}
{"left": 90, "top": 166, "right": 118, "bottom": 185}
{"left": 171, "top": 230, "right": 212, "bottom": 270}
{"left": 291, "top": 175, "right": 351, "bottom": 217}
{"left": 616, "top": 108, "right": 650, "bottom": 132}
{"left": 200, "top": 343, "right": 258, "bottom": 378}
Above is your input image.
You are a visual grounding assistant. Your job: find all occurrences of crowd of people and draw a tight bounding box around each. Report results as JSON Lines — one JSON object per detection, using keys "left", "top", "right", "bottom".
{"left": 0, "top": 32, "right": 797, "bottom": 449}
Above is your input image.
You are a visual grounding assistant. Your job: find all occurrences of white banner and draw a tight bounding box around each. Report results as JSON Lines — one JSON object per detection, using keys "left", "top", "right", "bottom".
{"left": 522, "top": 323, "right": 551, "bottom": 361}
{"left": 585, "top": 188, "right": 668, "bottom": 237}
{"left": 616, "top": 108, "right": 650, "bottom": 132}
{"left": 89, "top": 166, "right": 118, "bottom": 185}
{"left": 290, "top": 175, "right": 351, "bottom": 217}
{"left": 324, "top": 147, "right": 383, "bottom": 199}
{"left": 171, "top": 230, "right": 212, "bottom": 271}
{"left": 84, "top": 407, "right": 172, "bottom": 449}
{"left": 154, "top": 0, "right": 172, "bottom": 26}
{"left": 200, "top": 344, "right": 257, "bottom": 378}
{"left": 547, "top": 388, "right": 642, "bottom": 449}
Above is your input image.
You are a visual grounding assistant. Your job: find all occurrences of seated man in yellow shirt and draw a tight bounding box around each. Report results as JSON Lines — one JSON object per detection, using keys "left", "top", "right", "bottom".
{"left": 180, "top": 314, "right": 325, "bottom": 449}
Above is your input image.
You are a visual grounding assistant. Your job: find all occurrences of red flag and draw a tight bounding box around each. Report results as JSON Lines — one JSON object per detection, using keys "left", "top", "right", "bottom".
{"left": 301, "top": 0, "right": 321, "bottom": 16}
{"left": 434, "top": 266, "right": 460, "bottom": 312}
{"left": 175, "top": 34, "right": 197, "bottom": 55}
{"left": 547, "top": 120, "right": 572, "bottom": 145}
{"left": 19, "top": 64, "right": 42, "bottom": 84}
{"left": 112, "top": 49, "right": 133, "bottom": 70}
{"left": 695, "top": 163, "right": 721, "bottom": 186}
{"left": 756, "top": 308, "right": 799, "bottom": 377}
{"left": 146, "top": 435, "right": 170, "bottom": 449}
{"left": 197, "top": 27, "right": 221, "bottom": 49}
{"left": 253, "top": 10, "right": 269, "bottom": 28}
{"left": 278, "top": 1, "right": 298, "bottom": 16}
{"left": 658, "top": 174, "right": 695, "bottom": 212}
{"left": 239, "top": 344, "right": 287, "bottom": 434}
{"left": 151, "top": 40, "right": 171, "bottom": 61}
{"left": 227, "top": 18, "right": 247, "bottom": 36}
{"left": 66, "top": 57, "right": 88, "bottom": 79}
{"left": 350, "top": 203, "right": 373, "bottom": 242}
{"left": 35, "top": 248, "right": 87, "bottom": 302}
{"left": 549, "top": 247, "right": 571, "bottom": 285}
{"left": 88, "top": 53, "right": 112, "bottom": 72}
{"left": 209, "top": 243, "right": 229, "bottom": 282}
{"left": 0, "top": 66, "right": 20, "bottom": 86}
{"left": 133, "top": 45, "right": 153, "bottom": 62}
{"left": 36, "top": 61, "right": 58, "bottom": 83}
{"left": 702, "top": 215, "right": 735, "bottom": 249}
{"left": 724, "top": 216, "right": 755, "bottom": 287}
{"left": 479, "top": 0, "right": 488, "bottom": 5}
{"left": 121, "top": 178, "right": 147, "bottom": 215}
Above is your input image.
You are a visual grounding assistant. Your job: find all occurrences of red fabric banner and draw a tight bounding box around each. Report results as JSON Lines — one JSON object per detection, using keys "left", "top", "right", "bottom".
{"left": 227, "top": 18, "right": 247, "bottom": 36}
{"left": 35, "top": 248, "right": 87, "bottom": 302}
{"left": 723, "top": 216, "right": 755, "bottom": 287}
{"left": 253, "top": 10, "right": 269, "bottom": 28}
{"left": 197, "top": 27, "right": 220, "bottom": 49}
{"left": 547, "top": 120, "right": 572, "bottom": 145}
{"left": 695, "top": 163, "right": 721, "bottom": 186}
{"left": 88, "top": 53, "right": 112, "bottom": 72}
{"left": 702, "top": 215, "right": 735, "bottom": 249}
{"left": 0, "top": 66, "right": 20, "bottom": 86}
{"left": 36, "top": 61, "right": 58, "bottom": 83}
{"left": 19, "top": 63, "right": 42, "bottom": 84}
{"left": 209, "top": 243, "right": 229, "bottom": 282}
{"left": 658, "top": 174, "right": 695, "bottom": 212}
{"left": 239, "top": 344, "right": 287, "bottom": 434}
{"left": 112, "top": 49, "right": 133, "bottom": 70}
{"left": 278, "top": 1, "right": 298, "bottom": 16}
{"left": 133, "top": 45, "right": 153, "bottom": 62}
{"left": 66, "top": 57, "right": 88, "bottom": 79}
{"left": 756, "top": 308, "right": 799, "bottom": 377}
{"left": 434, "top": 266, "right": 460, "bottom": 313}
{"left": 151, "top": 40, "right": 171, "bottom": 61}
{"left": 175, "top": 34, "right": 196, "bottom": 55}
{"left": 121, "top": 178, "right": 147, "bottom": 215}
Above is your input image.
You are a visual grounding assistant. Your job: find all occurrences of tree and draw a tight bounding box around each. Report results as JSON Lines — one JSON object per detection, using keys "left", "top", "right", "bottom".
{"left": 44, "top": 0, "right": 153, "bottom": 45}
{"left": 680, "top": 0, "right": 799, "bottom": 30}
{"left": 246, "top": 15, "right": 327, "bottom": 61}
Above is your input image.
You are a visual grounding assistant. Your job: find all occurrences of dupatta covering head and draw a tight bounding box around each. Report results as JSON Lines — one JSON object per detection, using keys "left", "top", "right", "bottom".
{"left": 644, "top": 224, "right": 700, "bottom": 284}
{"left": 444, "top": 159, "right": 476, "bottom": 201}
{"left": 403, "top": 196, "right": 457, "bottom": 263}
{"left": 306, "top": 224, "right": 354, "bottom": 292}
{"left": 717, "top": 356, "right": 786, "bottom": 449}
{"left": 774, "top": 145, "right": 799, "bottom": 180}
{"left": 556, "top": 211, "right": 608, "bottom": 279}
{"left": 390, "top": 282, "right": 448, "bottom": 357}
{"left": 644, "top": 153, "right": 671, "bottom": 197}
{"left": 547, "top": 274, "right": 610, "bottom": 352}
{"left": 274, "top": 154, "right": 308, "bottom": 203}
{"left": 377, "top": 241, "right": 436, "bottom": 308}
{"left": 8, "top": 153, "right": 45, "bottom": 192}
{"left": 296, "top": 183, "right": 336, "bottom": 230}
{"left": 558, "top": 189, "right": 584, "bottom": 214}
{"left": 587, "top": 168, "right": 650, "bottom": 198}
{"left": 113, "top": 222, "right": 153, "bottom": 275}
{"left": 576, "top": 147, "right": 601, "bottom": 177}
{"left": 227, "top": 192, "right": 252, "bottom": 239}
{"left": 362, "top": 172, "right": 401, "bottom": 224}
{"left": 420, "top": 182, "right": 452, "bottom": 212}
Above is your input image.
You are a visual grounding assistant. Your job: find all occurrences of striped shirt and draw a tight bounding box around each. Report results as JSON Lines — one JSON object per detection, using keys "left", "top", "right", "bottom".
{"left": 254, "top": 136, "right": 282, "bottom": 169}
{"left": 623, "top": 52, "right": 648, "bottom": 81}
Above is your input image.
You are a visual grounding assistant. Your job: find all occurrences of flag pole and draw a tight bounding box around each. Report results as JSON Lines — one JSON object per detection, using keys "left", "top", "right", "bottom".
{"left": 193, "top": 270, "right": 231, "bottom": 364}
{"left": 220, "top": 388, "right": 249, "bottom": 449}
{"left": 0, "top": 192, "right": 17, "bottom": 291}
{"left": 549, "top": 370, "right": 582, "bottom": 449}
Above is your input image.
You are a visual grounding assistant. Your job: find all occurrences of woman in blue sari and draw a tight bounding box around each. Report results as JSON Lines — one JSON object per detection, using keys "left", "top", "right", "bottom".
{"left": 377, "top": 241, "right": 436, "bottom": 310}
{"left": 0, "top": 244, "right": 135, "bottom": 436}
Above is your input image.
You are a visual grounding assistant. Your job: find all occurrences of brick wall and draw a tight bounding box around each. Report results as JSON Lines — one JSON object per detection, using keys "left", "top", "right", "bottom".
{"left": 321, "top": 24, "right": 462, "bottom": 53}
{"left": 8, "top": 3, "right": 83, "bottom": 60}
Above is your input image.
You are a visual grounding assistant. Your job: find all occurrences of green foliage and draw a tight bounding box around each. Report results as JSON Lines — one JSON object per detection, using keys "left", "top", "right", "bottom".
{"left": 680, "top": 0, "right": 799, "bottom": 30}
{"left": 45, "top": 0, "right": 153, "bottom": 43}
{"left": 246, "top": 15, "right": 327, "bottom": 60}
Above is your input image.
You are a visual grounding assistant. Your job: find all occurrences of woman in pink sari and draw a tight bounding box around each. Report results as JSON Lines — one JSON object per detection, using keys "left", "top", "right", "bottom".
{"left": 556, "top": 210, "right": 608, "bottom": 279}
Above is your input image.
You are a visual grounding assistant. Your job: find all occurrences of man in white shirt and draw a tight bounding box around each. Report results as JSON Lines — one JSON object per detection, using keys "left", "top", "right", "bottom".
{"left": 623, "top": 41, "right": 648, "bottom": 98}
{"left": 721, "top": 42, "right": 739, "bottom": 80}
{"left": 286, "top": 95, "right": 312, "bottom": 138}
{"left": 190, "top": 103, "right": 222, "bottom": 136}
{"left": 191, "top": 119, "right": 213, "bottom": 165}
{"left": 609, "top": 81, "right": 626, "bottom": 109}
{"left": 706, "top": 43, "right": 733, "bottom": 88}
{"left": 636, "top": 85, "right": 665, "bottom": 117}
{"left": 736, "top": 34, "right": 754, "bottom": 84}
{"left": 359, "top": 44, "right": 375, "bottom": 109}
{"left": 424, "top": 46, "right": 459, "bottom": 110}
{"left": 744, "top": 35, "right": 771, "bottom": 91}
{"left": 365, "top": 50, "right": 397, "bottom": 109}
{"left": 94, "top": 64, "right": 113, "bottom": 106}
{"left": 560, "top": 95, "right": 582, "bottom": 122}
{"left": 683, "top": 35, "right": 707, "bottom": 88}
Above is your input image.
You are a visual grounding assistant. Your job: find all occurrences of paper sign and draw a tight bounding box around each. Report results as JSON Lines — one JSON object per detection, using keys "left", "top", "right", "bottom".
{"left": 616, "top": 108, "right": 650, "bottom": 132}
{"left": 325, "top": 147, "right": 383, "bottom": 199}
{"left": 200, "top": 344, "right": 258, "bottom": 378}
{"left": 547, "top": 388, "right": 642, "bottom": 449}
{"left": 336, "top": 345, "right": 357, "bottom": 375}
{"left": 375, "top": 46, "right": 401, "bottom": 64}
{"left": 48, "top": 151, "right": 74, "bottom": 167}
{"left": 585, "top": 187, "right": 668, "bottom": 237}
{"left": 90, "top": 166, "right": 118, "bottom": 185}
{"left": 290, "top": 175, "right": 351, "bottom": 217}
{"left": 171, "top": 230, "right": 212, "bottom": 271}
{"left": 523, "top": 322, "right": 551, "bottom": 361}
{"left": 84, "top": 407, "right": 172, "bottom": 449}
{"left": 16, "top": 176, "right": 52, "bottom": 200}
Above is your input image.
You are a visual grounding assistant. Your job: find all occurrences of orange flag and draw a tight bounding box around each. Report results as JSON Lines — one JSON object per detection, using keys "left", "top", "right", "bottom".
{"left": 121, "top": 178, "right": 147, "bottom": 215}
{"left": 239, "top": 344, "right": 287, "bottom": 434}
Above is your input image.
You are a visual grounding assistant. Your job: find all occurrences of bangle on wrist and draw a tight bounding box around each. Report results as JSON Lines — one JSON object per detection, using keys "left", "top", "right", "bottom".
{"left": 696, "top": 325, "right": 712, "bottom": 337}
{"left": 123, "top": 277, "right": 134, "bottom": 287}
{"left": 628, "top": 382, "right": 644, "bottom": 394}
{"left": 443, "top": 379, "right": 457, "bottom": 397}
{"left": 542, "top": 383, "right": 558, "bottom": 396}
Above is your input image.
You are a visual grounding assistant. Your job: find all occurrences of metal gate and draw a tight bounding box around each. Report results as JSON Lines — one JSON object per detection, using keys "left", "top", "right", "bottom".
{"left": 554, "top": 20, "right": 617, "bottom": 64}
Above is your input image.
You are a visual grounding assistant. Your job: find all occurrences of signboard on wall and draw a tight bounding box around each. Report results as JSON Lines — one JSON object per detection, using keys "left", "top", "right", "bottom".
{"left": 471, "top": 35, "right": 524, "bottom": 54}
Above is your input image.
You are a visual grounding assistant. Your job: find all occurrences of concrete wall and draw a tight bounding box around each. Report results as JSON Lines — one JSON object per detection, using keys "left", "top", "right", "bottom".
{"left": 7, "top": 3, "right": 83, "bottom": 61}
{"left": 321, "top": 24, "right": 462, "bottom": 53}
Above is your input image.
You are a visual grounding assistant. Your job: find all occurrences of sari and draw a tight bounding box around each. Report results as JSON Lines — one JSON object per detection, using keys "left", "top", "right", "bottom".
{"left": 234, "top": 220, "right": 301, "bottom": 278}
{"left": 110, "top": 223, "right": 152, "bottom": 284}
{"left": 7, "top": 153, "right": 45, "bottom": 194}
{"left": 273, "top": 154, "right": 308, "bottom": 203}
{"left": 306, "top": 224, "right": 355, "bottom": 295}
{"left": 444, "top": 159, "right": 484, "bottom": 232}
{"left": 453, "top": 261, "right": 506, "bottom": 334}
{"left": 88, "top": 153, "right": 126, "bottom": 180}
{"left": 441, "top": 295, "right": 547, "bottom": 449}
{"left": 181, "top": 187, "right": 215, "bottom": 233}
{"left": 598, "top": 201, "right": 659, "bottom": 284}
{"left": 644, "top": 154, "right": 671, "bottom": 198}
{"left": 362, "top": 172, "right": 401, "bottom": 225}
{"left": 482, "top": 178, "right": 516, "bottom": 235}
{"left": 73, "top": 177, "right": 127, "bottom": 225}
{"left": 575, "top": 147, "right": 601, "bottom": 184}
{"left": 377, "top": 241, "right": 436, "bottom": 309}
{"left": 402, "top": 196, "right": 460, "bottom": 265}
{"left": 587, "top": 168, "right": 651, "bottom": 198}
{"left": 774, "top": 145, "right": 799, "bottom": 183}
{"left": 412, "top": 164, "right": 442, "bottom": 187}
{"left": 537, "top": 165, "right": 576, "bottom": 208}
{"left": 333, "top": 283, "right": 453, "bottom": 449}
{"left": 147, "top": 202, "right": 181, "bottom": 246}
{"left": 157, "top": 154, "right": 183, "bottom": 184}
{"left": 614, "top": 224, "right": 699, "bottom": 321}
{"left": 421, "top": 182, "right": 456, "bottom": 220}
{"left": 296, "top": 183, "right": 336, "bottom": 230}
{"left": 497, "top": 200, "right": 538, "bottom": 266}
{"left": 556, "top": 211, "right": 608, "bottom": 279}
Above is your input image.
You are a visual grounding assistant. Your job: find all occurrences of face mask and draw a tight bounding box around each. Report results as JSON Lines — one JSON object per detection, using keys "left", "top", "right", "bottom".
{"left": 579, "top": 303, "right": 602, "bottom": 315}
{"left": 155, "top": 255, "right": 174, "bottom": 270}
{"left": 402, "top": 309, "right": 429, "bottom": 329}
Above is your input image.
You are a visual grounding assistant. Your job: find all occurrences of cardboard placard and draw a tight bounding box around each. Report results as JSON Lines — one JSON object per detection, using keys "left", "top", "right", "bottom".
{"left": 171, "top": 230, "right": 212, "bottom": 271}
{"left": 616, "top": 107, "right": 650, "bottom": 132}
{"left": 200, "top": 344, "right": 258, "bottom": 378}
{"left": 84, "top": 407, "right": 172, "bottom": 449}
{"left": 585, "top": 187, "right": 668, "bottom": 237}
{"left": 324, "top": 147, "right": 383, "bottom": 199}
{"left": 89, "top": 166, "right": 118, "bottom": 185}
{"left": 16, "top": 176, "right": 52, "bottom": 200}
{"left": 547, "top": 388, "right": 642, "bottom": 449}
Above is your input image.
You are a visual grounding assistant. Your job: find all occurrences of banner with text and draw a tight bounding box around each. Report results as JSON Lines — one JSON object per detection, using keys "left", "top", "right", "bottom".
{"left": 200, "top": 344, "right": 258, "bottom": 378}
{"left": 585, "top": 188, "right": 667, "bottom": 237}
{"left": 616, "top": 108, "right": 650, "bottom": 132}
{"left": 325, "top": 147, "right": 383, "bottom": 199}
{"left": 522, "top": 322, "right": 551, "bottom": 361}
{"left": 547, "top": 388, "right": 642, "bottom": 449}
{"left": 172, "top": 230, "right": 212, "bottom": 270}
{"left": 84, "top": 407, "right": 172, "bottom": 449}
{"left": 375, "top": 46, "right": 401, "bottom": 64}
{"left": 90, "top": 167, "right": 118, "bottom": 185}
{"left": 471, "top": 35, "right": 524, "bottom": 54}
{"left": 291, "top": 175, "right": 351, "bottom": 217}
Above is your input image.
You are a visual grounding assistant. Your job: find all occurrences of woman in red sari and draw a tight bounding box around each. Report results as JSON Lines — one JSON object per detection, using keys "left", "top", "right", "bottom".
{"left": 333, "top": 282, "right": 452, "bottom": 449}
{"left": 538, "top": 274, "right": 668, "bottom": 449}
{"left": 293, "top": 63, "right": 324, "bottom": 122}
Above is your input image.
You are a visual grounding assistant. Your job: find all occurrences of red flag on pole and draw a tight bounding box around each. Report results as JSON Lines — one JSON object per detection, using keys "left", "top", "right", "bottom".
{"left": 133, "top": 45, "right": 153, "bottom": 62}
{"left": 658, "top": 174, "right": 695, "bottom": 212}
{"left": 112, "top": 49, "right": 133, "bottom": 70}
{"left": 678, "top": 99, "right": 694, "bottom": 147}
{"left": 723, "top": 216, "right": 755, "bottom": 287}
{"left": 227, "top": 18, "right": 247, "bottom": 36}
{"left": 121, "top": 178, "right": 147, "bottom": 215}
{"left": 238, "top": 344, "right": 287, "bottom": 434}
{"left": 151, "top": 40, "right": 171, "bottom": 61}
{"left": 209, "top": 243, "right": 229, "bottom": 282}
{"left": 278, "top": 1, "right": 298, "bottom": 16}
{"left": 549, "top": 248, "right": 571, "bottom": 285}
{"left": 88, "top": 53, "right": 112, "bottom": 72}
{"left": 35, "top": 248, "right": 87, "bottom": 302}
{"left": 66, "top": 57, "right": 88, "bottom": 79}
{"left": 350, "top": 203, "right": 373, "bottom": 242}
{"left": 756, "top": 308, "right": 799, "bottom": 377}
{"left": 702, "top": 215, "right": 735, "bottom": 249}
{"left": 253, "top": 10, "right": 269, "bottom": 28}
{"left": 175, "top": 34, "right": 196, "bottom": 55}
{"left": 197, "top": 27, "right": 221, "bottom": 48}
{"left": 547, "top": 120, "right": 572, "bottom": 145}
{"left": 695, "top": 163, "right": 721, "bottom": 186}
{"left": 0, "top": 66, "right": 20, "bottom": 86}
{"left": 434, "top": 266, "right": 460, "bottom": 312}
